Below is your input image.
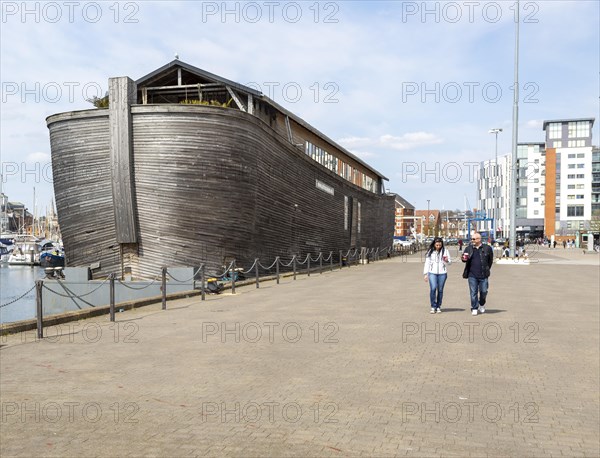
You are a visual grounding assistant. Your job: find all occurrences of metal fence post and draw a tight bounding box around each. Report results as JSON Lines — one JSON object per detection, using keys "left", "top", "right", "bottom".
{"left": 339, "top": 250, "right": 343, "bottom": 269}
{"left": 255, "top": 258, "right": 260, "bottom": 288}
{"left": 293, "top": 255, "right": 297, "bottom": 280}
{"left": 319, "top": 252, "right": 323, "bottom": 273}
{"left": 36, "top": 280, "right": 43, "bottom": 339}
{"left": 161, "top": 267, "right": 167, "bottom": 310}
{"left": 201, "top": 264, "right": 205, "bottom": 301}
{"left": 307, "top": 255, "right": 311, "bottom": 277}
{"left": 231, "top": 260, "right": 236, "bottom": 294}
{"left": 329, "top": 251, "right": 333, "bottom": 272}
{"left": 276, "top": 257, "right": 280, "bottom": 284}
{"left": 109, "top": 273, "right": 115, "bottom": 322}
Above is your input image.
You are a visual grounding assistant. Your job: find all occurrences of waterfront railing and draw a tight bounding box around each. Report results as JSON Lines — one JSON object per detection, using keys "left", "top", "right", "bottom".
{"left": 1, "top": 245, "right": 418, "bottom": 338}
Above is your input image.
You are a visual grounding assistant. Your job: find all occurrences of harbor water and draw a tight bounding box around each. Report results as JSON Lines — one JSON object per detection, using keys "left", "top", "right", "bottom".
{"left": 0, "top": 264, "right": 45, "bottom": 324}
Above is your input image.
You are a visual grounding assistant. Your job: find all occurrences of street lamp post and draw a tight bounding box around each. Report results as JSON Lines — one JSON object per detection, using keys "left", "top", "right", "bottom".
{"left": 427, "top": 199, "right": 430, "bottom": 236}
{"left": 509, "top": 0, "right": 520, "bottom": 257}
{"left": 489, "top": 128, "right": 503, "bottom": 238}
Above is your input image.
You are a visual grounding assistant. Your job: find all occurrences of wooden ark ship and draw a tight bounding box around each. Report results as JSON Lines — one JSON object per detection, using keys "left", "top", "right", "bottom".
{"left": 46, "top": 60, "right": 395, "bottom": 278}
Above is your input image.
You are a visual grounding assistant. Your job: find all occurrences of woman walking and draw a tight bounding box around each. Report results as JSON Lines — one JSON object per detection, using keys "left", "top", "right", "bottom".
{"left": 423, "top": 237, "right": 452, "bottom": 313}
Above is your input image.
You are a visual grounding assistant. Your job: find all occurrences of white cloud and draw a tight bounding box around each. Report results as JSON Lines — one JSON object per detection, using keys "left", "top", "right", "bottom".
{"left": 380, "top": 132, "right": 443, "bottom": 150}
{"left": 336, "top": 137, "right": 372, "bottom": 148}
{"left": 526, "top": 120, "right": 543, "bottom": 129}
{"left": 338, "top": 132, "right": 443, "bottom": 152}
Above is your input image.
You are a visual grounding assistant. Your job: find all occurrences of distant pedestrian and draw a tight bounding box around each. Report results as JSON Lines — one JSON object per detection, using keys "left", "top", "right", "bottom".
{"left": 461, "top": 232, "right": 494, "bottom": 316}
{"left": 423, "top": 237, "right": 452, "bottom": 314}
{"left": 563, "top": 240, "right": 567, "bottom": 249}
{"left": 553, "top": 240, "right": 557, "bottom": 248}
{"left": 458, "top": 239, "right": 463, "bottom": 250}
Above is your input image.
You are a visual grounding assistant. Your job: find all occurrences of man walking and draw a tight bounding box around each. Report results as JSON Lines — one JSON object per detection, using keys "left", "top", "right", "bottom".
{"left": 461, "top": 232, "right": 494, "bottom": 316}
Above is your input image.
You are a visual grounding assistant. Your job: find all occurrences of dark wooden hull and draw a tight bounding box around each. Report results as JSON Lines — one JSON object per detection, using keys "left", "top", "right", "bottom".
{"left": 48, "top": 106, "right": 394, "bottom": 278}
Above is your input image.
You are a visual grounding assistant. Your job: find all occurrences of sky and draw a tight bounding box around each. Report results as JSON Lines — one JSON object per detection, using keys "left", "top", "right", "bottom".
{"left": 1, "top": 0, "right": 599, "bottom": 216}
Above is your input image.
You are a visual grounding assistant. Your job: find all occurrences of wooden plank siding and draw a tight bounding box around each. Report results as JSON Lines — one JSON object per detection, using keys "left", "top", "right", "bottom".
{"left": 48, "top": 110, "right": 121, "bottom": 276}
{"left": 48, "top": 103, "right": 394, "bottom": 279}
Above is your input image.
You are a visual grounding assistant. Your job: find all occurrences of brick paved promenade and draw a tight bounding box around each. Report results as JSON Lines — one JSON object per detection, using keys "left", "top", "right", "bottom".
{"left": 1, "top": 246, "right": 599, "bottom": 457}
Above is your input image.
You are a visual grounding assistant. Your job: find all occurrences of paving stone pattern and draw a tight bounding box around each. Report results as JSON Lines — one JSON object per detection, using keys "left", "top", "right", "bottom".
{"left": 1, "top": 246, "right": 599, "bottom": 457}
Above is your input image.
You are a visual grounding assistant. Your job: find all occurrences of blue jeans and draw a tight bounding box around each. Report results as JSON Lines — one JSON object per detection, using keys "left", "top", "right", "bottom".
{"left": 428, "top": 273, "right": 447, "bottom": 309}
{"left": 468, "top": 276, "right": 489, "bottom": 310}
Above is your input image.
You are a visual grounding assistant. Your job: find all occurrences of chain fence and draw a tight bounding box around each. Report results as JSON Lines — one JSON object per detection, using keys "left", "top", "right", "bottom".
{"left": 2, "top": 244, "right": 417, "bottom": 339}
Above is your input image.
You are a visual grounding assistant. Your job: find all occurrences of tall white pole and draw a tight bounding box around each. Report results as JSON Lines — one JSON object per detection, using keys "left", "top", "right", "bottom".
{"left": 33, "top": 186, "right": 36, "bottom": 236}
{"left": 494, "top": 132, "right": 498, "bottom": 235}
{"left": 509, "top": 0, "right": 520, "bottom": 257}
{"left": 489, "top": 128, "right": 503, "bottom": 237}
{"left": 427, "top": 199, "right": 430, "bottom": 236}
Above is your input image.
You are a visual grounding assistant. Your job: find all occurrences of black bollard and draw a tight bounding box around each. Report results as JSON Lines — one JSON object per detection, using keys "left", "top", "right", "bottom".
{"left": 36, "top": 280, "right": 43, "bottom": 339}
{"left": 109, "top": 273, "right": 115, "bottom": 322}
{"left": 161, "top": 267, "right": 167, "bottom": 310}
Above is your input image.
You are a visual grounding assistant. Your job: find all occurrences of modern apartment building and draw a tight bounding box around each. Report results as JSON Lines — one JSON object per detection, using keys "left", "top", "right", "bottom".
{"left": 477, "top": 117, "right": 596, "bottom": 239}
{"left": 477, "top": 154, "right": 512, "bottom": 237}
{"left": 543, "top": 118, "right": 595, "bottom": 238}
{"left": 591, "top": 146, "right": 600, "bottom": 221}
{"left": 516, "top": 142, "right": 546, "bottom": 237}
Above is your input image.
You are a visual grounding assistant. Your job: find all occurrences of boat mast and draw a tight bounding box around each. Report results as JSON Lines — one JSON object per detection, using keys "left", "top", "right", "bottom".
{"left": 33, "top": 186, "right": 36, "bottom": 237}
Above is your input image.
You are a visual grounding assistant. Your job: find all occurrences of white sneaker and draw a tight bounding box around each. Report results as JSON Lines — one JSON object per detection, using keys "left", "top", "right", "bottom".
{"left": 430, "top": 308, "right": 436, "bottom": 314}
{"left": 436, "top": 308, "right": 442, "bottom": 314}
{"left": 479, "top": 306, "right": 486, "bottom": 314}
{"left": 471, "top": 309, "right": 478, "bottom": 316}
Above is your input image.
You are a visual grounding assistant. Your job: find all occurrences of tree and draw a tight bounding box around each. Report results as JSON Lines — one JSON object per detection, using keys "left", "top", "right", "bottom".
{"left": 87, "top": 92, "right": 109, "bottom": 108}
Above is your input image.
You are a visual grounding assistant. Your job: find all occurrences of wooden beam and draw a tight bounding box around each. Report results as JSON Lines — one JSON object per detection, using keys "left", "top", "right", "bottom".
{"left": 226, "top": 86, "right": 246, "bottom": 112}
{"left": 285, "top": 116, "right": 293, "bottom": 143}
{"left": 109, "top": 77, "right": 138, "bottom": 244}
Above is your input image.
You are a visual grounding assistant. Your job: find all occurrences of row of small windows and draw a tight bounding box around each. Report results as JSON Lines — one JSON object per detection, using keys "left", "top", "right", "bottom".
{"left": 568, "top": 121, "right": 590, "bottom": 138}
{"left": 567, "top": 220, "right": 586, "bottom": 229}
{"left": 567, "top": 164, "right": 586, "bottom": 169}
{"left": 547, "top": 123, "right": 562, "bottom": 139}
{"left": 567, "top": 184, "right": 585, "bottom": 189}
{"left": 305, "top": 142, "right": 376, "bottom": 193}
{"left": 567, "top": 174, "right": 585, "bottom": 179}
{"left": 567, "top": 153, "right": 586, "bottom": 159}
{"left": 553, "top": 139, "right": 587, "bottom": 148}
{"left": 567, "top": 206, "right": 584, "bottom": 217}
{"left": 567, "top": 195, "right": 585, "bottom": 200}
{"left": 548, "top": 121, "right": 590, "bottom": 140}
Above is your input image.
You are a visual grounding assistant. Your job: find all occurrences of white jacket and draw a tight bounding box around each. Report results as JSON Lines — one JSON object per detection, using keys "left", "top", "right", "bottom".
{"left": 423, "top": 248, "right": 452, "bottom": 275}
